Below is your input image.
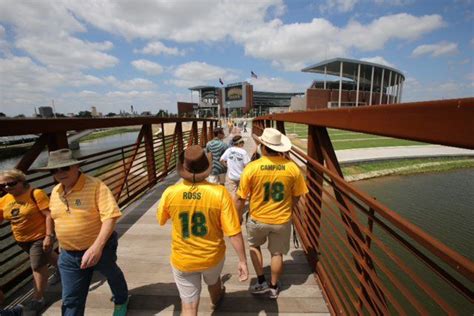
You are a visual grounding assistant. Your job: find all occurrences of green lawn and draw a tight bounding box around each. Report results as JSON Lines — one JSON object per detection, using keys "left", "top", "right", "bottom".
{"left": 285, "top": 123, "right": 426, "bottom": 150}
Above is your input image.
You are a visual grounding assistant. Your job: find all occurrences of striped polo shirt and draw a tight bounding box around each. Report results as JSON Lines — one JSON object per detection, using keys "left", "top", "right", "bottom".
{"left": 49, "top": 173, "right": 122, "bottom": 251}
{"left": 206, "top": 138, "right": 228, "bottom": 175}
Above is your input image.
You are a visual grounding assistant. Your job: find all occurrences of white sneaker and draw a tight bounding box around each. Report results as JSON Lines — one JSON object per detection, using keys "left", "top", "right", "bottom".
{"left": 268, "top": 284, "right": 281, "bottom": 299}
{"left": 250, "top": 281, "right": 270, "bottom": 294}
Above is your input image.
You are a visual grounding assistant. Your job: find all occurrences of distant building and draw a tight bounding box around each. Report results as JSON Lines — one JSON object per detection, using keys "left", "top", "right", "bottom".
{"left": 188, "top": 83, "right": 302, "bottom": 117}
{"left": 177, "top": 102, "right": 197, "bottom": 117}
{"left": 38, "top": 106, "right": 54, "bottom": 118}
{"left": 302, "top": 57, "right": 405, "bottom": 109}
{"left": 91, "top": 106, "right": 98, "bottom": 117}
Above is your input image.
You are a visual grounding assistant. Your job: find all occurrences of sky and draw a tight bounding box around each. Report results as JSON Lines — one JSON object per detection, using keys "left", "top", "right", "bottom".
{"left": 0, "top": 0, "right": 473, "bottom": 116}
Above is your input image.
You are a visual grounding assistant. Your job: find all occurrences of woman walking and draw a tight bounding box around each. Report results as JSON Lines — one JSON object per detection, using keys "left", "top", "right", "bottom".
{"left": 0, "top": 169, "right": 59, "bottom": 313}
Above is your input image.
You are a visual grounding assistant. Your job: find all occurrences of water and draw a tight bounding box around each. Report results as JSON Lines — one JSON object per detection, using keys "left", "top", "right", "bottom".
{"left": 0, "top": 132, "right": 139, "bottom": 170}
{"left": 354, "top": 169, "right": 474, "bottom": 259}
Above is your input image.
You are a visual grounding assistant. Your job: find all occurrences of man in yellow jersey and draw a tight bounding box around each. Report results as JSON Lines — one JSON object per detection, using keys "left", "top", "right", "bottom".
{"left": 236, "top": 128, "right": 308, "bottom": 299}
{"left": 40, "top": 149, "right": 128, "bottom": 316}
{"left": 157, "top": 145, "right": 248, "bottom": 315}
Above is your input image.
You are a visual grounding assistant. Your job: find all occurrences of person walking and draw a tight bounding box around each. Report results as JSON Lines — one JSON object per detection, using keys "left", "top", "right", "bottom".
{"left": 206, "top": 127, "right": 228, "bottom": 185}
{"left": 235, "top": 128, "right": 308, "bottom": 299}
{"left": 219, "top": 135, "right": 250, "bottom": 203}
{"left": 39, "top": 149, "right": 129, "bottom": 316}
{"left": 0, "top": 169, "right": 59, "bottom": 313}
{"left": 157, "top": 145, "right": 248, "bottom": 315}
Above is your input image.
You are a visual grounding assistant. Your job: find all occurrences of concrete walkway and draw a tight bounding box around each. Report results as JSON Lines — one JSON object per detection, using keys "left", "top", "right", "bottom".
{"left": 335, "top": 145, "right": 474, "bottom": 164}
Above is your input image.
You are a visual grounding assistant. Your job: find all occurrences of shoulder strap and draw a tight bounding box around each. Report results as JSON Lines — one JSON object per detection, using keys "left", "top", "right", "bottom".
{"left": 30, "top": 188, "right": 39, "bottom": 206}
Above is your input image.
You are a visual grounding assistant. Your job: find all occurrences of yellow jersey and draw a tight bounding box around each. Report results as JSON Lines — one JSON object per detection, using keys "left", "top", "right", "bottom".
{"left": 49, "top": 173, "right": 122, "bottom": 251}
{"left": 0, "top": 188, "right": 49, "bottom": 242}
{"left": 237, "top": 155, "right": 308, "bottom": 225}
{"left": 157, "top": 180, "right": 241, "bottom": 272}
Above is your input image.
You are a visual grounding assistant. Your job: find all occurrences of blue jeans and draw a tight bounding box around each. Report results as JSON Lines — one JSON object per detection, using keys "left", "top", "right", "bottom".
{"left": 58, "top": 231, "right": 128, "bottom": 316}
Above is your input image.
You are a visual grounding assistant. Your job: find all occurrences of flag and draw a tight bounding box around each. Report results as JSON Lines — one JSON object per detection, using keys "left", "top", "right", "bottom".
{"left": 219, "top": 78, "right": 224, "bottom": 85}
{"left": 251, "top": 71, "right": 258, "bottom": 79}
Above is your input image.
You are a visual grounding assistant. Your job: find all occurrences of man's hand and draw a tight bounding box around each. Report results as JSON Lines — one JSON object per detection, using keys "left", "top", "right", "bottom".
{"left": 80, "top": 245, "right": 103, "bottom": 269}
{"left": 42, "top": 236, "right": 52, "bottom": 252}
{"left": 237, "top": 261, "right": 249, "bottom": 282}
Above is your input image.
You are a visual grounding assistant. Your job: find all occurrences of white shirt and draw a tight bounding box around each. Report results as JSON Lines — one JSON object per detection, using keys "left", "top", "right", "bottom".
{"left": 220, "top": 146, "right": 251, "bottom": 181}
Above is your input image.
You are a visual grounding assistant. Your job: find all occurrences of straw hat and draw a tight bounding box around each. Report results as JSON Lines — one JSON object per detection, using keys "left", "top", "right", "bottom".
{"left": 177, "top": 145, "right": 212, "bottom": 183}
{"left": 258, "top": 128, "right": 292, "bottom": 152}
{"left": 38, "top": 148, "right": 86, "bottom": 170}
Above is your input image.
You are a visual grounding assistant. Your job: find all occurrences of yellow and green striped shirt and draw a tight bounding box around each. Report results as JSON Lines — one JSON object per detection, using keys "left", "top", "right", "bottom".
{"left": 49, "top": 173, "right": 121, "bottom": 251}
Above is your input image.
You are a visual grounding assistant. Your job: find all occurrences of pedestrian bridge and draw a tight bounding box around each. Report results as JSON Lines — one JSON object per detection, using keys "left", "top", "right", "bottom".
{"left": 1, "top": 98, "right": 473, "bottom": 315}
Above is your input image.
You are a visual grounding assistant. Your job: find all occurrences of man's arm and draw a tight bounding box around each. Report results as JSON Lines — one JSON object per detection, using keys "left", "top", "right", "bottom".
{"left": 41, "top": 209, "right": 54, "bottom": 251}
{"left": 228, "top": 232, "right": 249, "bottom": 282}
{"left": 80, "top": 217, "right": 117, "bottom": 269}
{"left": 234, "top": 197, "right": 246, "bottom": 224}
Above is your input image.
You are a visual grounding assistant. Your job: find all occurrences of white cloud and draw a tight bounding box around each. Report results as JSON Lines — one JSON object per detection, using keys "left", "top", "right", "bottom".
{"left": 135, "top": 41, "right": 184, "bottom": 56}
{"left": 235, "top": 13, "right": 445, "bottom": 70}
{"left": 0, "top": 2, "right": 118, "bottom": 70}
{"left": 249, "top": 76, "right": 306, "bottom": 93}
{"left": 131, "top": 59, "right": 164, "bottom": 75}
{"left": 403, "top": 78, "right": 472, "bottom": 101}
{"left": 169, "top": 61, "right": 238, "bottom": 88}
{"left": 412, "top": 41, "right": 459, "bottom": 57}
{"left": 66, "top": 0, "right": 285, "bottom": 42}
{"left": 104, "top": 76, "right": 156, "bottom": 90}
{"left": 361, "top": 56, "right": 396, "bottom": 68}
{"left": 320, "top": 0, "right": 359, "bottom": 13}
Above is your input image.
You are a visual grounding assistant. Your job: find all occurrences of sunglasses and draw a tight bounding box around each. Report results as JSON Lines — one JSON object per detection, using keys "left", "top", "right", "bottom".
{"left": 0, "top": 181, "right": 19, "bottom": 189}
{"left": 50, "top": 166, "right": 72, "bottom": 174}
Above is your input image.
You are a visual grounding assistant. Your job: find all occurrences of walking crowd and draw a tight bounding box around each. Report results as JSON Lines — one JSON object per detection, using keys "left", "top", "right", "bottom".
{"left": 0, "top": 121, "right": 308, "bottom": 316}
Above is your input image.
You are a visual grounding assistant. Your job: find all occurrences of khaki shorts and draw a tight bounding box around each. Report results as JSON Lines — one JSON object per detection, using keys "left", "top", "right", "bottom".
{"left": 246, "top": 218, "right": 292, "bottom": 255}
{"left": 172, "top": 259, "right": 224, "bottom": 304}
{"left": 225, "top": 177, "right": 240, "bottom": 198}
{"left": 18, "top": 238, "right": 52, "bottom": 270}
{"left": 207, "top": 174, "right": 225, "bottom": 185}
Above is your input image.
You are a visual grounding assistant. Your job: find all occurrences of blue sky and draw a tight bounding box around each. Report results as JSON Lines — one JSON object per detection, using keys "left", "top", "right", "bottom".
{"left": 0, "top": 0, "right": 472, "bottom": 116}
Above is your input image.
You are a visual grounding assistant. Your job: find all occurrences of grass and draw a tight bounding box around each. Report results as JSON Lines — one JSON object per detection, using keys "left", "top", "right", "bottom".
{"left": 81, "top": 127, "right": 141, "bottom": 142}
{"left": 342, "top": 157, "right": 474, "bottom": 176}
{"left": 285, "top": 123, "right": 427, "bottom": 150}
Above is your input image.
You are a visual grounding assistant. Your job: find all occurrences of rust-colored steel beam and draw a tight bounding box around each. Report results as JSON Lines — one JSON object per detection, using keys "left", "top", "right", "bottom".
{"left": 258, "top": 98, "right": 474, "bottom": 149}
{"left": 292, "top": 144, "right": 474, "bottom": 284}
{"left": 0, "top": 117, "right": 217, "bottom": 136}
{"left": 116, "top": 128, "right": 144, "bottom": 201}
{"left": 142, "top": 124, "right": 157, "bottom": 186}
{"left": 160, "top": 123, "right": 168, "bottom": 176}
{"left": 15, "top": 134, "right": 48, "bottom": 172}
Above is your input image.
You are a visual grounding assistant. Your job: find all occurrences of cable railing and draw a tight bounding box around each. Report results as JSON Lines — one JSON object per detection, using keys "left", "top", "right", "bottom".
{"left": 0, "top": 117, "right": 217, "bottom": 299}
{"left": 252, "top": 97, "right": 473, "bottom": 315}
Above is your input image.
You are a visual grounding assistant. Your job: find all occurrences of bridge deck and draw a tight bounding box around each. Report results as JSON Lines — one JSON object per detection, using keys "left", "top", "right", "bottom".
{"left": 22, "top": 126, "right": 329, "bottom": 315}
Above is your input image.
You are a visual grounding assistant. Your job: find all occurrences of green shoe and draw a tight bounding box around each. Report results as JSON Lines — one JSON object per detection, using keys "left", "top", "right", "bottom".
{"left": 113, "top": 298, "right": 129, "bottom": 316}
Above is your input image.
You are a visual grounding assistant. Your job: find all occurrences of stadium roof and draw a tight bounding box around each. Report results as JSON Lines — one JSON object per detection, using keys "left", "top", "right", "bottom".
{"left": 302, "top": 57, "right": 405, "bottom": 88}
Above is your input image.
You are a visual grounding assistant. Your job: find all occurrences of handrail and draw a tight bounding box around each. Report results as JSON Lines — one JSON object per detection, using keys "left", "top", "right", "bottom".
{"left": 253, "top": 98, "right": 474, "bottom": 315}
{"left": 0, "top": 118, "right": 217, "bottom": 298}
{"left": 258, "top": 97, "right": 474, "bottom": 149}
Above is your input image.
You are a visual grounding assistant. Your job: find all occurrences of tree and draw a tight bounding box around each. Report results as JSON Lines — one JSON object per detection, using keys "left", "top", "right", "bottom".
{"left": 14, "top": 114, "right": 25, "bottom": 118}
{"left": 106, "top": 112, "right": 117, "bottom": 117}
{"left": 0, "top": 112, "right": 6, "bottom": 117}
{"left": 76, "top": 111, "right": 92, "bottom": 117}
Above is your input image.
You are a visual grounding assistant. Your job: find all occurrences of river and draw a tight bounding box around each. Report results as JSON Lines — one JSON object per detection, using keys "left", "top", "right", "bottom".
{"left": 0, "top": 132, "right": 139, "bottom": 170}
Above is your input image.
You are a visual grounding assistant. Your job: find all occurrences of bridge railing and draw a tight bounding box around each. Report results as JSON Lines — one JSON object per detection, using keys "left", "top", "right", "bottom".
{"left": 252, "top": 98, "right": 473, "bottom": 315}
{"left": 0, "top": 117, "right": 217, "bottom": 299}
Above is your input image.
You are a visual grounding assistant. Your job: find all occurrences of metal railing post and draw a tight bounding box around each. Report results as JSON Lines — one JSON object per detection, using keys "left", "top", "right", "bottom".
{"left": 143, "top": 124, "right": 157, "bottom": 187}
